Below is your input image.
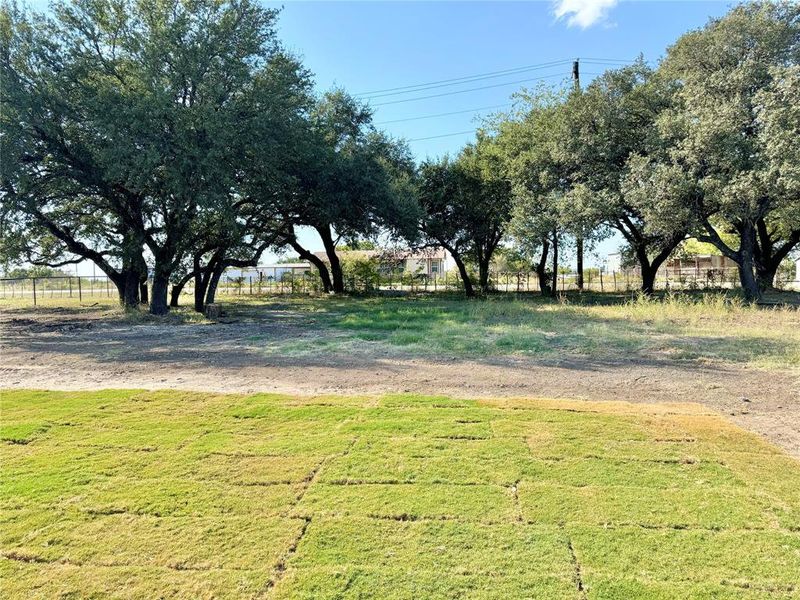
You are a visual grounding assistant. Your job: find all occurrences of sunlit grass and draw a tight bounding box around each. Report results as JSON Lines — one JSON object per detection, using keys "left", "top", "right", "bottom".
{"left": 2, "top": 389, "right": 799, "bottom": 598}
{"left": 244, "top": 293, "right": 800, "bottom": 370}
{"left": 3, "top": 291, "right": 799, "bottom": 369}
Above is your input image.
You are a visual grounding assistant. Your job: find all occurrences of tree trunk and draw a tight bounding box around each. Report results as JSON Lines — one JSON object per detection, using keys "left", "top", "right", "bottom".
{"left": 205, "top": 264, "right": 224, "bottom": 306}
{"left": 478, "top": 257, "right": 491, "bottom": 294}
{"left": 150, "top": 274, "right": 170, "bottom": 315}
{"left": 109, "top": 269, "right": 139, "bottom": 309}
{"left": 641, "top": 265, "right": 658, "bottom": 295}
{"left": 192, "top": 254, "right": 210, "bottom": 313}
{"left": 739, "top": 257, "right": 760, "bottom": 302}
{"left": 169, "top": 271, "right": 196, "bottom": 308}
{"left": 551, "top": 229, "right": 558, "bottom": 298}
{"left": 754, "top": 224, "right": 800, "bottom": 291}
{"left": 536, "top": 239, "right": 551, "bottom": 296}
{"left": 632, "top": 242, "right": 658, "bottom": 296}
{"left": 317, "top": 225, "right": 344, "bottom": 293}
{"left": 122, "top": 270, "right": 140, "bottom": 308}
{"left": 576, "top": 236, "right": 584, "bottom": 291}
{"left": 194, "top": 272, "right": 210, "bottom": 313}
{"left": 738, "top": 225, "right": 761, "bottom": 302}
{"left": 136, "top": 252, "right": 149, "bottom": 305}
{"left": 169, "top": 284, "right": 182, "bottom": 308}
{"left": 140, "top": 279, "right": 148, "bottom": 305}
{"left": 452, "top": 253, "right": 475, "bottom": 297}
{"left": 289, "top": 237, "right": 332, "bottom": 293}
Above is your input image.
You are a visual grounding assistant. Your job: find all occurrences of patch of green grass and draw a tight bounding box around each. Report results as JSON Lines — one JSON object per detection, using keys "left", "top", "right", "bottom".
{"left": 227, "top": 293, "right": 800, "bottom": 371}
{"left": 2, "top": 388, "right": 799, "bottom": 598}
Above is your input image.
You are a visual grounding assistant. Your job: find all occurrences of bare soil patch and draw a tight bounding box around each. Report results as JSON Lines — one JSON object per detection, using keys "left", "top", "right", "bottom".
{"left": 1, "top": 303, "right": 798, "bottom": 457}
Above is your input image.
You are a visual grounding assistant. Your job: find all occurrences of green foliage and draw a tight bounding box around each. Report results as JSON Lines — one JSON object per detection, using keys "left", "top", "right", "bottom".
{"left": 1, "top": 0, "right": 313, "bottom": 311}
{"left": 653, "top": 1, "right": 800, "bottom": 297}
{"left": 230, "top": 294, "right": 800, "bottom": 370}
{"left": 340, "top": 256, "right": 381, "bottom": 291}
{"left": 1, "top": 266, "right": 71, "bottom": 279}
{"left": 416, "top": 135, "right": 512, "bottom": 293}
{"left": 2, "top": 389, "right": 799, "bottom": 597}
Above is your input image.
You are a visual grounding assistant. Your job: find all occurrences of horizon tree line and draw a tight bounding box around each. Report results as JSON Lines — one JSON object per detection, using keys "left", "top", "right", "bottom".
{"left": 1, "top": 0, "right": 798, "bottom": 313}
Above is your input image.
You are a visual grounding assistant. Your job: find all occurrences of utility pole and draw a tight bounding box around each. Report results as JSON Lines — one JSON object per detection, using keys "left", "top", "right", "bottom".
{"left": 572, "top": 58, "right": 585, "bottom": 292}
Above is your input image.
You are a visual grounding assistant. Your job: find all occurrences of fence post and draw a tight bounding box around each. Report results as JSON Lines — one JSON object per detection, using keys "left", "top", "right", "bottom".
{"left": 600, "top": 270, "right": 604, "bottom": 293}
{"left": 32, "top": 277, "right": 37, "bottom": 307}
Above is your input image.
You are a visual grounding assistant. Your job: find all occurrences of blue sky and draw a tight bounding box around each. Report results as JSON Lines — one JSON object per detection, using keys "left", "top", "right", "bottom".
{"left": 266, "top": 1, "right": 732, "bottom": 161}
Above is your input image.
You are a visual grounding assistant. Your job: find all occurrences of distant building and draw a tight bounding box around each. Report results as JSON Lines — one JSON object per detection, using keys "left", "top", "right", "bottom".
{"left": 224, "top": 263, "right": 311, "bottom": 282}
{"left": 312, "top": 248, "right": 448, "bottom": 277}
{"left": 793, "top": 257, "right": 800, "bottom": 290}
{"left": 662, "top": 254, "right": 739, "bottom": 275}
{"left": 605, "top": 252, "right": 623, "bottom": 273}
{"left": 223, "top": 248, "right": 449, "bottom": 282}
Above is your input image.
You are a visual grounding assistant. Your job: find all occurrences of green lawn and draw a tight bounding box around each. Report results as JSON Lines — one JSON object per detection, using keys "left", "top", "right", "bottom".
{"left": 3, "top": 291, "right": 799, "bottom": 371}
{"left": 2, "top": 390, "right": 799, "bottom": 598}
{"left": 234, "top": 293, "right": 800, "bottom": 371}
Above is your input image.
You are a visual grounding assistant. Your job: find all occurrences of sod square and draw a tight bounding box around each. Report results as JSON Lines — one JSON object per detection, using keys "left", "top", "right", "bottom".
{"left": 569, "top": 526, "right": 800, "bottom": 590}
{"left": 291, "top": 517, "right": 575, "bottom": 577}
{"left": 2, "top": 510, "right": 304, "bottom": 570}
{"left": 191, "top": 453, "right": 322, "bottom": 485}
{"left": 319, "top": 436, "right": 531, "bottom": 485}
{"left": 341, "top": 408, "right": 493, "bottom": 438}
{"left": 580, "top": 575, "right": 797, "bottom": 599}
{"left": 517, "top": 482, "right": 775, "bottom": 529}
{"left": 295, "top": 482, "right": 516, "bottom": 522}
{"left": 524, "top": 456, "right": 744, "bottom": 488}
{"left": 186, "top": 430, "right": 355, "bottom": 457}
{"left": 271, "top": 565, "right": 579, "bottom": 600}
{"left": 376, "top": 393, "right": 479, "bottom": 408}
{"left": 492, "top": 412, "right": 649, "bottom": 448}
{"left": 0, "top": 561, "right": 274, "bottom": 600}
{"left": 73, "top": 477, "right": 301, "bottom": 517}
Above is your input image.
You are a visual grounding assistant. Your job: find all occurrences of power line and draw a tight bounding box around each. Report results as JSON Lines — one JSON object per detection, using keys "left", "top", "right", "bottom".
{"left": 360, "top": 60, "right": 573, "bottom": 99}
{"left": 371, "top": 71, "right": 574, "bottom": 107}
{"left": 357, "top": 57, "right": 639, "bottom": 99}
{"left": 407, "top": 129, "right": 477, "bottom": 142}
{"left": 375, "top": 103, "right": 513, "bottom": 125}
{"left": 356, "top": 59, "right": 571, "bottom": 97}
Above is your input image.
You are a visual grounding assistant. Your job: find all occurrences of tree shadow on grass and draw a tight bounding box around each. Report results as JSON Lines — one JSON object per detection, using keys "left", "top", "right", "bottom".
{"left": 2, "top": 296, "right": 798, "bottom": 377}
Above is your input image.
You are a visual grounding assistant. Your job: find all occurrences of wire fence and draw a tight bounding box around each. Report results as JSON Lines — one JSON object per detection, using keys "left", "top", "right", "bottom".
{"left": 1, "top": 267, "right": 798, "bottom": 307}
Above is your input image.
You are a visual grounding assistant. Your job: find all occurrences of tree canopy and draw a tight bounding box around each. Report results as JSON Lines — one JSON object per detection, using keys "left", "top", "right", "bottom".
{"left": 2, "top": 0, "right": 798, "bottom": 306}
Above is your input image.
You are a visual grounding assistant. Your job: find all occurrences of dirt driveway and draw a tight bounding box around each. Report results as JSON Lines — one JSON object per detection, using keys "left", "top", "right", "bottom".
{"left": 1, "top": 305, "right": 798, "bottom": 458}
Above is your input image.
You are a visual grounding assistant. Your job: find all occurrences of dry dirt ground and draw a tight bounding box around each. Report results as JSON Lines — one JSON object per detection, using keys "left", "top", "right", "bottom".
{"left": 1, "top": 305, "right": 798, "bottom": 458}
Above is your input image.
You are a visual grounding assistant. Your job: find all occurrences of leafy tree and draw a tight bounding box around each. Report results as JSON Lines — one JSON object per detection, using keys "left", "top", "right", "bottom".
{"left": 416, "top": 135, "right": 512, "bottom": 296}
{"left": 1, "top": 1, "right": 149, "bottom": 307}
{"left": 496, "top": 90, "right": 568, "bottom": 296}
{"left": 1, "top": 0, "right": 310, "bottom": 313}
{"left": 276, "top": 91, "right": 417, "bottom": 293}
{"left": 560, "top": 62, "right": 687, "bottom": 294}
{"left": 657, "top": 1, "right": 800, "bottom": 299}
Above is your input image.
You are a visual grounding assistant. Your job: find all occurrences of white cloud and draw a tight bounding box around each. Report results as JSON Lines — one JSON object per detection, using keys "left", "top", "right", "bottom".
{"left": 552, "top": 0, "right": 619, "bottom": 29}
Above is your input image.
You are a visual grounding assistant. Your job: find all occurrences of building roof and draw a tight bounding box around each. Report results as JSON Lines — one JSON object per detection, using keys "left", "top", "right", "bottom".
{"left": 252, "top": 263, "right": 311, "bottom": 269}
{"left": 312, "top": 248, "right": 447, "bottom": 262}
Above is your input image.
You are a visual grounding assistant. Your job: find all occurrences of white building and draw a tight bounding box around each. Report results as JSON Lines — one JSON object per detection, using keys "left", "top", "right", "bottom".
{"left": 312, "top": 248, "right": 449, "bottom": 277}
{"left": 224, "top": 263, "right": 311, "bottom": 282}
